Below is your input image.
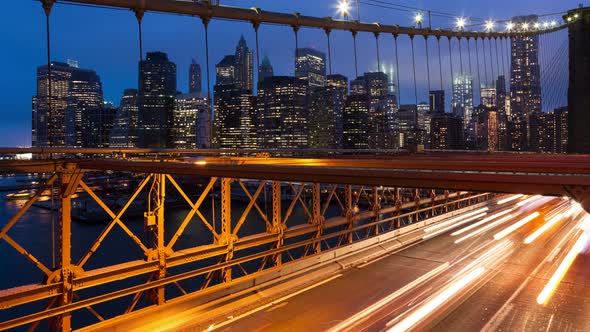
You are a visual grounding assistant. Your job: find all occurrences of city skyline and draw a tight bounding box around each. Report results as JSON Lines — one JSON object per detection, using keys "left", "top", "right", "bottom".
{"left": 1, "top": 0, "right": 575, "bottom": 146}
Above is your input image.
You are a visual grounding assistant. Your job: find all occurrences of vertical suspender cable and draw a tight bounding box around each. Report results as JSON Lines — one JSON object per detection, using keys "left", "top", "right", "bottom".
{"left": 447, "top": 37, "right": 454, "bottom": 112}
{"left": 437, "top": 36, "right": 443, "bottom": 90}
{"left": 135, "top": 11, "right": 144, "bottom": 62}
{"left": 467, "top": 37, "right": 473, "bottom": 92}
{"left": 293, "top": 26, "right": 299, "bottom": 74}
{"left": 375, "top": 33, "right": 381, "bottom": 72}
{"left": 494, "top": 37, "right": 500, "bottom": 81}
{"left": 482, "top": 38, "right": 488, "bottom": 88}
{"left": 458, "top": 37, "right": 464, "bottom": 77}
{"left": 475, "top": 37, "right": 482, "bottom": 104}
{"left": 42, "top": 0, "right": 55, "bottom": 268}
{"left": 253, "top": 22, "right": 260, "bottom": 90}
{"left": 488, "top": 37, "right": 495, "bottom": 87}
{"left": 500, "top": 37, "right": 506, "bottom": 86}
{"left": 410, "top": 35, "right": 418, "bottom": 107}
{"left": 326, "top": 29, "right": 332, "bottom": 76}
{"left": 202, "top": 17, "right": 212, "bottom": 146}
{"left": 394, "top": 34, "right": 401, "bottom": 104}
{"left": 424, "top": 36, "right": 431, "bottom": 93}
{"left": 352, "top": 31, "right": 359, "bottom": 78}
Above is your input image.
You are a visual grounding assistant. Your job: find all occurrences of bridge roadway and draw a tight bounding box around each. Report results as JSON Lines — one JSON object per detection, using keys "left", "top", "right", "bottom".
{"left": 146, "top": 196, "right": 590, "bottom": 331}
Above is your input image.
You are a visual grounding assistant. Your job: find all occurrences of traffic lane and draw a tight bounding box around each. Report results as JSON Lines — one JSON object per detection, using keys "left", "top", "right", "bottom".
{"left": 212, "top": 201, "right": 516, "bottom": 331}
{"left": 432, "top": 203, "right": 587, "bottom": 331}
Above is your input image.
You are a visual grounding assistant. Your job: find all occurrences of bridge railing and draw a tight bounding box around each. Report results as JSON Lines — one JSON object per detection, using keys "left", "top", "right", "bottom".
{"left": 0, "top": 158, "right": 493, "bottom": 331}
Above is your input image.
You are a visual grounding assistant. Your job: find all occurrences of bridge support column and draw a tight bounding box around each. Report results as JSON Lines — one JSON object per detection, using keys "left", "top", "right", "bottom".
{"left": 311, "top": 183, "right": 322, "bottom": 254}
{"left": 55, "top": 163, "right": 83, "bottom": 332}
{"left": 345, "top": 185, "right": 353, "bottom": 244}
{"left": 271, "top": 181, "right": 283, "bottom": 267}
{"left": 219, "top": 178, "right": 234, "bottom": 283}
{"left": 371, "top": 186, "right": 381, "bottom": 235}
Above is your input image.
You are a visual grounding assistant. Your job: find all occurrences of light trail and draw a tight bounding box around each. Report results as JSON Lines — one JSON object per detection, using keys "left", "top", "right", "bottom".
{"left": 423, "top": 207, "right": 489, "bottom": 233}
{"left": 327, "top": 263, "right": 450, "bottom": 332}
{"left": 454, "top": 214, "right": 514, "bottom": 244}
{"left": 497, "top": 194, "right": 524, "bottom": 205}
{"left": 422, "top": 213, "right": 487, "bottom": 239}
{"left": 537, "top": 231, "right": 589, "bottom": 305}
{"left": 451, "top": 208, "right": 514, "bottom": 236}
{"left": 516, "top": 195, "right": 542, "bottom": 207}
{"left": 386, "top": 267, "right": 486, "bottom": 332}
{"left": 494, "top": 212, "right": 540, "bottom": 240}
{"left": 524, "top": 213, "right": 564, "bottom": 244}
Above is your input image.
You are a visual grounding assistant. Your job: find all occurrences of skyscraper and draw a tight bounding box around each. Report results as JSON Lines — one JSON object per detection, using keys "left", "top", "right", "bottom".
{"left": 34, "top": 61, "right": 75, "bottom": 147}
{"left": 174, "top": 92, "right": 210, "bottom": 149}
{"left": 555, "top": 107, "right": 568, "bottom": 153}
{"left": 429, "top": 90, "right": 445, "bottom": 114}
{"left": 110, "top": 89, "right": 139, "bottom": 148}
{"left": 474, "top": 108, "right": 499, "bottom": 151}
{"left": 495, "top": 75, "right": 507, "bottom": 113}
{"left": 189, "top": 60, "right": 202, "bottom": 93}
{"left": 508, "top": 116, "right": 528, "bottom": 151}
{"left": 566, "top": 7, "right": 590, "bottom": 153}
{"left": 295, "top": 48, "right": 326, "bottom": 88}
{"left": 480, "top": 85, "right": 497, "bottom": 109}
{"left": 216, "top": 55, "right": 236, "bottom": 85}
{"left": 343, "top": 94, "right": 369, "bottom": 150}
{"left": 259, "top": 55, "right": 274, "bottom": 83}
{"left": 510, "top": 15, "right": 541, "bottom": 120}
{"left": 81, "top": 106, "right": 116, "bottom": 148}
{"left": 213, "top": 84, "right": 257, "bottom": 149}
{"left": 234, "top": 35, "right": 254, "bottom": 92}
{"left": 138, "top": 51, "right": 177, "bottom": 148}
{"left": 452, "top": 73, "right": 473, "bottom": 128}
{"left": 257, "top": 76, "right": 308, "bottom": 148}
{"left": 65, "top": 68, "right": 103, "bottom": 147}
{"left": 430, "top": 113, "right": 464, "bottom": 150}
{"left": 308, "top": 74, "right": 347, "bottom": 149}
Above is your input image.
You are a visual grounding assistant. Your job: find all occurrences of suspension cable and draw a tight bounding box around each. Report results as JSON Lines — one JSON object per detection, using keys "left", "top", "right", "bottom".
{"left": 448, "top": 37, "right": 454, "bottom": 84}
{"left": 135, "top": 10, "right": 144, "bottom": 62}
{"left": 494, "top": 37, "right": 500, "bottom": 81}
{"left": 394, "top": 34, "right": 401, "bottom": 103}
{"left": 352, "top": 30, "right": 359, "bottom": 78}
{"left": 424, "top": 35, "right": 431, "bottom": 92}
{"left": 500, "top": 37, "right": 506, "bottom": 85}
{"left": 467, "top": 37, "right": 473, "bottom": 84}
{"left": 43, "top": 0, "right": 55, "bottom": 265}
{"left": 482, "top": 38, "right": 488, "bottom": 87}
{"left": 437, "top": 36, "right": 443, "bottom": 90}
{"left": 458, "top": 37, "right": 464, "bottom": 76}
{"left": 410, "top": 35, "right": 418, "bottom": 106}
{"left": 293, "top": 26, "right": 299, "bottom": 74}
{"left": 325, "top": 28, "right": 332, "bottom": 76}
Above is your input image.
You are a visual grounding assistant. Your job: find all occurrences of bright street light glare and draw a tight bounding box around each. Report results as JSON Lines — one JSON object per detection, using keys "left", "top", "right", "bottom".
{"left": 522, "top": 22, "right": 530, "bottom": 30}
{"left": 338, "top": 0, "right": 350, "bottom": 17}
{"left": 506, "top": 22, "right": 514, "bottom": 31}
{"left": 414, "top": 13, "right": 423, "bottom": 24}
{"left": 456, "top": 17, "right": 466, "bottom": 29}
{"left": 485, "top": 20, "right": 494, "bottom": 31}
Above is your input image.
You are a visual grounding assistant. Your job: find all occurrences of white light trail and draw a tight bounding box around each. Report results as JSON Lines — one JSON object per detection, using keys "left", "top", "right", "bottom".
{"left": 537, "top": 232, "right": 589, "bottom": 305}
{"left": 424, "top": 207, "right": 489, "bottom": 233}
{"left": 494, "top": 212, "right": 540, "bottom": 240}
{"left": 387, "top": 267, "right": 485, "bottom": 332}
{"left": 524, "top": 213, "right": 563, "bottom": 244}
{"left": 454, "top": 214, "right": 514, "bottom": 244}
{"left": 516, "top": 195, "right": 541, "bottom": 207}
{"left": 327, "top": 263, "right": 449, "bottom": 332}
{"left": 497, "top": 194, "right": 524, "bottom": 205}
{"left": 451, "top": 208, "right": 514, "bottom": 236}
{"left": 423, "top": 213, "right": 487, "bottom": 240}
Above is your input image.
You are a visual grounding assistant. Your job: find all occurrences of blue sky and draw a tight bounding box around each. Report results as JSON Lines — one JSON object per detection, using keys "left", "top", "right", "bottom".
{"left": 0, "top": 0, "right": 580, "bottom": 146}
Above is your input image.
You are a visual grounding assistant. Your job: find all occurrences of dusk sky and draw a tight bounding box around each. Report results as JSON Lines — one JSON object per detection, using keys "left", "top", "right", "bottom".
{"left": 0, "top": 0, "right": 579, "bottom": 146}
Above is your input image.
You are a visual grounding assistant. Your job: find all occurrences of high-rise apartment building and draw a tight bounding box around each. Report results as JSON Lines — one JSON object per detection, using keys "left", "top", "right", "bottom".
{"left": 213, "top": 84, "right": 257, "bottom": 149}
{"left": 295, "top": 48, "right": 326, "bottom": 88}
{"left": 174, "top": 92, "right": 210, "bottom": 149}
{"left": 216, "top": 55, "right": 236, "bottom": 85}
{"left": 81, "top": 106, "right": 117, "bottom": 148}
{"left": 189, "top": 60, "right": 202, "bottom": 93}
{"left": 430, "top": 113, "right": 464, "bottom": 150}
{"left": 138, "top": 51, "right": 177, "bottom": 148}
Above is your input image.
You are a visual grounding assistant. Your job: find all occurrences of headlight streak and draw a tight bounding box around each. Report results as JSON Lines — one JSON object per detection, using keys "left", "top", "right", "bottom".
{"left": 451, "top": 208, "right": 515, "bottom": 236}
{"left": 524, "top": 213, "right": 564, "bottom": 244}
{"left": 326, "top": 262, "right": 450, "bottom": 332}
{"left": 422, "top": 213, "right": 487, "bottom": 240}
{"left": 516, "top": 195, "right": 542, "bottom": 207}
{"left": 536, "top": 231, "right": 589, "bottom": 305}
{"left": 497, "top": 194, "right": 524, "bottom": 205}
{"left": 452, "top": 239, "right": 514, "bottom": 279}
{"left": 454, "top": 214, "right": 514, "bottom": 244}
{"left": 494, "top": 212, "right": 540, "bottom": 240}
{"left": 424, "top": 208, "right": 489, "bottom": 233}
{"left": 386, "top": 267, "right": 486, "bottom": 332}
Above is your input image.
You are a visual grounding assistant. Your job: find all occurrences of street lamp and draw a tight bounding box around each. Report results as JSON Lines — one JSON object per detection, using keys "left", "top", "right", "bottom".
{"left": 338, "top": 0, "right": 350, "bottom": 19}
{"left": 543, "top": 21, "right": 549, "bottom": 29}
{"left": 485, "top": 20, "right": 494, "bottom": 32}
{"left": 506, "top": 22, "right": 514, "bottom": 31}
{"left": 414, "top": 12, "right": 423, "bottom": 28}
{"left": 533, "top": 22, "right": 540, "bottom": 29}
{"left": 550, "top": 20, "right": 557, "bottom": 27}
{"left": 456, "top": 17, "right": 466, "bottom": 30}
{"left": 522, "top": 22, "right": 529, "bottom": 30}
